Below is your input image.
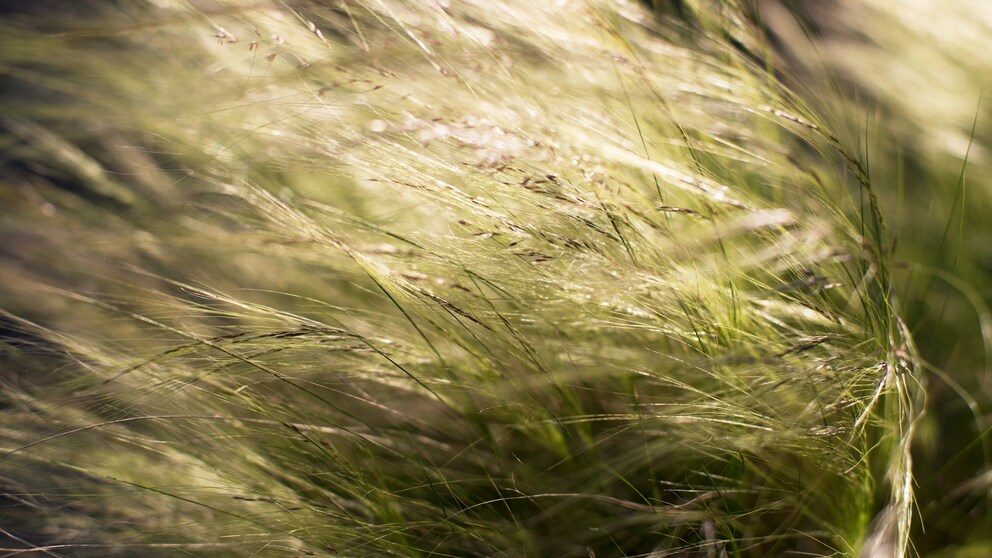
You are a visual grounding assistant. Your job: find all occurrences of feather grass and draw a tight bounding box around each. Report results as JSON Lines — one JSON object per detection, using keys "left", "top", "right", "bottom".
{"left": 0, "top": 1, "right": 930, "bottom": 556}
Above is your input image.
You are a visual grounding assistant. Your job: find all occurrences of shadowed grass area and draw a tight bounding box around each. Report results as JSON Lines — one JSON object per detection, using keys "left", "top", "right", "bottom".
{"left": 6, "top": 0, "right": 981, "bottom": 556}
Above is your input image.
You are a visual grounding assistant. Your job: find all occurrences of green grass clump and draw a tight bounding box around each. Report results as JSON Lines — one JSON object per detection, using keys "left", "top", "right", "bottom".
{"left": 0, "top": 1, "right": 943, "bottom": 556}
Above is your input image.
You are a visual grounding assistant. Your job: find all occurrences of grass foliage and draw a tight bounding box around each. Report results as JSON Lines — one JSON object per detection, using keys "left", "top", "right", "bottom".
{"left": 5, "top": 0, "right": 989, "bottom": 556}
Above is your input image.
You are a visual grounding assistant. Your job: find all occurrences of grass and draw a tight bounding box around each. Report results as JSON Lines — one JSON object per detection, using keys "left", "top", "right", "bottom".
{"left": 4, "top": 0, "right": 989, "bottom": 556}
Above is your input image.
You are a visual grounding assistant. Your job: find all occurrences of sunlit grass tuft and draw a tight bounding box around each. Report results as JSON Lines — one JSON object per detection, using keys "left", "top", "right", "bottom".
{"left": 0, "top": 1, "right": 932, "bottom": 556}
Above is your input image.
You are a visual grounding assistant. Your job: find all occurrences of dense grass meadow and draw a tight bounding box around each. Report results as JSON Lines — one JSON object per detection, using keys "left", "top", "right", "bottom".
{"left": 1, "top": 1, "right": 990, "bottom": 556}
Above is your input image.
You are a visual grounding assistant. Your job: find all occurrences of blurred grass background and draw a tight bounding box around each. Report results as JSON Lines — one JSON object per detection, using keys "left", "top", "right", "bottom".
{"left": 0, "top": 0, "right": 989, "bottom": 556}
